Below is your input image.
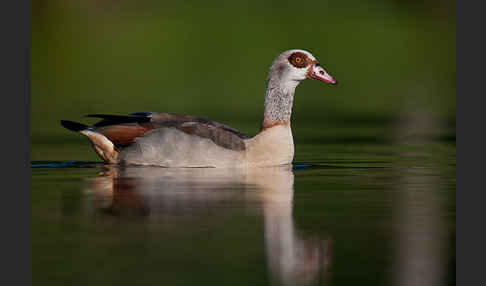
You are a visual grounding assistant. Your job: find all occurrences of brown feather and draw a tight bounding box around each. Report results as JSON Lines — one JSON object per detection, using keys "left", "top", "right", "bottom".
{"left": 151, "top": 113, "right": 249, "bottom": 139}
{"left": 92, "top": 112, "right": 250, "bottom": 151}
{"left": 150, "top": 121, "right": 248, "bottom": 151}
{"left": 97, "top": 124, "right": 155, "bottom": 146}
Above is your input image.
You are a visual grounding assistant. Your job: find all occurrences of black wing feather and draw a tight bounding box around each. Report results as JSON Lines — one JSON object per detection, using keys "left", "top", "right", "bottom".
{"left": 87, "top": 113, "right": 151, "bottom": 127}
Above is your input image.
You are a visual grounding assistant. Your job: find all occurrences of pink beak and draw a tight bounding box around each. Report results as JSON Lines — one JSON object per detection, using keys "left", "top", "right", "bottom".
{"left": 307, "top": 64, "right": 337, "bottom": 85}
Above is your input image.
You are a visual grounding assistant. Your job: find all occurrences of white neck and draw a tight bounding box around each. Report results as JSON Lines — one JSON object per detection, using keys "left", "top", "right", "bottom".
{"left": 261, "top": 72, "right": 300, "bottom": 130}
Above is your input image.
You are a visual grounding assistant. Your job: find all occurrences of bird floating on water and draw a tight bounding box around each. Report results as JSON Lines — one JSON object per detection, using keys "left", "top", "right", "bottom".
{"left": 61, "top": 49, "right": 337, "bottom": 167}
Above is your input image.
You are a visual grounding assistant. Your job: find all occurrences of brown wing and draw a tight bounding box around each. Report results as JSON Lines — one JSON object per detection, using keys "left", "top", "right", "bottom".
{"left": 96, "top": 124, "right": 155, "bottom": 146}
{"left": 150, "top": 113, "right": 250, "bottom": 139}
{"left": 89, "top": 112, "right": 250, "bottom": 151}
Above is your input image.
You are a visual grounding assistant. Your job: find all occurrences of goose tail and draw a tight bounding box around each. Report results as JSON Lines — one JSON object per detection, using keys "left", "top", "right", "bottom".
{"left": 60, "top": 120, "right": 90, "bottom": 132}
{"left": 60, "top": 120, "right": 118, "bottom": 163}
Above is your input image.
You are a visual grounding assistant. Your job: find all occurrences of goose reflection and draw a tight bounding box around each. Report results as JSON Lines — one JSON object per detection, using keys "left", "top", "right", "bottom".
{"left": 83, "top": 165, "right": 330, "bottom": 285}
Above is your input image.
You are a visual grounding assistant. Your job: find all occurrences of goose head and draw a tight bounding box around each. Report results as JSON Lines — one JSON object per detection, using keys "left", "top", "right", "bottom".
{"left": 269, "top": 49, "right": 337, "bottom": 86}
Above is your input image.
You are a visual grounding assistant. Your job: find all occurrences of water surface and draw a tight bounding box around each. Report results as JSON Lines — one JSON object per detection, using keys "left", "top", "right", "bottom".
{"left": 31, "top": 125, "right": 455, "bottom": 286}
{"left": 31, "top": 1, "right": 455, "bottom": 285}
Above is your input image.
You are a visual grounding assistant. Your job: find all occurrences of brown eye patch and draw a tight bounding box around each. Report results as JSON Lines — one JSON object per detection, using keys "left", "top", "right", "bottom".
{"left": 288, "top": 52, "right": 310, "bottom": 68}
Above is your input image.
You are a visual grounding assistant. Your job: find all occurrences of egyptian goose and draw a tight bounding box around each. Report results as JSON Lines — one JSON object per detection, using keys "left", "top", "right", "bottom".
{"left": 61, "top": 49, "right": 337, "bottom": 167}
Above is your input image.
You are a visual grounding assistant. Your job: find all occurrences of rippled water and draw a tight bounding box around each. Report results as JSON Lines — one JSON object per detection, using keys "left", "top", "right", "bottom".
{"left": 31, "top": 125, "right": 455, "bottom": 286}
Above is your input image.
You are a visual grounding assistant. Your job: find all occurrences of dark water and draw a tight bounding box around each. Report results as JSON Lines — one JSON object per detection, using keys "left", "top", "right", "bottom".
{"left": 31, "top": 1, "right": 455, "bottom": 284}
{"left": 31, "top": 123, "right": 456, "bottom": 286}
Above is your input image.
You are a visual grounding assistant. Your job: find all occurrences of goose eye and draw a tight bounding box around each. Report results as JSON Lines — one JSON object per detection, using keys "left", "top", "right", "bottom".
{"left": 288, "top": 52, "right": 308, "bottom": 68}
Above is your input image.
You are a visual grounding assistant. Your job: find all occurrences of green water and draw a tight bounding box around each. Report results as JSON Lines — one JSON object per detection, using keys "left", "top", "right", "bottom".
{"left": 31, "top": 120, "right": 456, "bottom": 286}
{"left": 31, "top": 1, "right": 455, "bottom": 285}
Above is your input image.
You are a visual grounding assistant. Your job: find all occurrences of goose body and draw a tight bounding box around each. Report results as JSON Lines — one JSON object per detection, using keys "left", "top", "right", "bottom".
{"left": 61, "top": 49, "right": 336, "bottom": 167}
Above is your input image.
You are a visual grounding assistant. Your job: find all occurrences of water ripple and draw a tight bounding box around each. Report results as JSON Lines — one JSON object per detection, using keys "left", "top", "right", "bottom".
{"left": 31, "top": 161, "right": 103, "bottom": 168}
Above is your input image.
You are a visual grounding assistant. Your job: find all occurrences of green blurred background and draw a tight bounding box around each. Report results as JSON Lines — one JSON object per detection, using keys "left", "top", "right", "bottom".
{"left": 31, "top": 3, "right": 456, "bottom": 285}
{"left": 31, "top": 0, "right": 456, "bottom": 161}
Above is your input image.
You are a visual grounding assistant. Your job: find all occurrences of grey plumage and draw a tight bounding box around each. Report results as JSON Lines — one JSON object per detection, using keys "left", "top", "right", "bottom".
{"left": 60, "top": 49, "right": 333, "bottom": 167}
